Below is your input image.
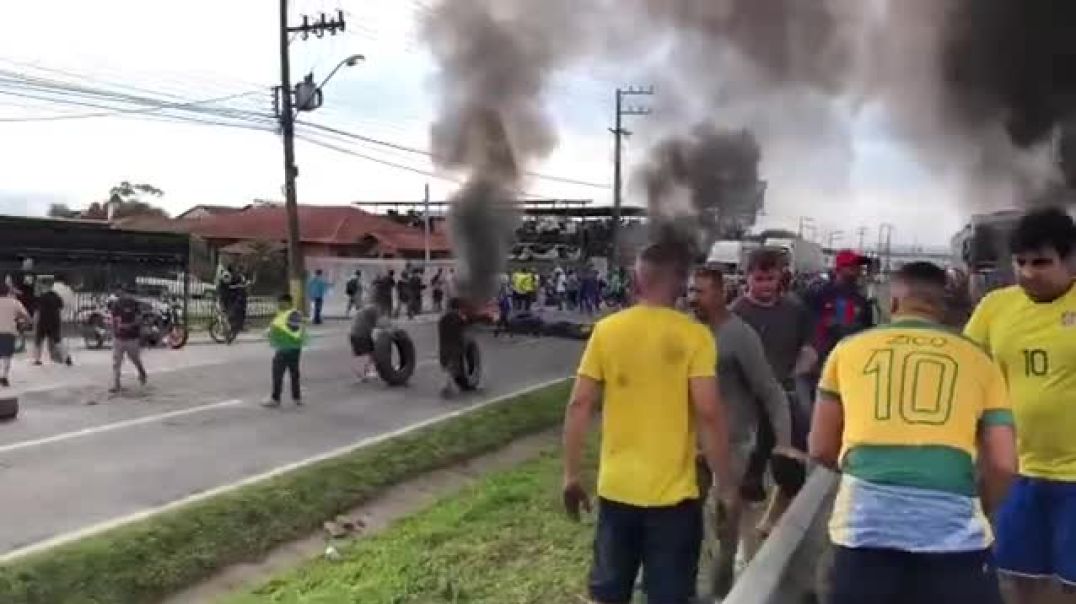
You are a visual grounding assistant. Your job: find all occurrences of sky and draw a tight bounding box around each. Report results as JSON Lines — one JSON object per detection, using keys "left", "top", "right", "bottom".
{"left": 0, "top": 0, "right": 971, "bottom": 248}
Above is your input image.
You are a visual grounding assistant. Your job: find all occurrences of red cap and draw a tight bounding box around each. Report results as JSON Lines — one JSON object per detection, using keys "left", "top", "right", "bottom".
{"left": 834, "top": 249, "right": 864, "bottom": 270}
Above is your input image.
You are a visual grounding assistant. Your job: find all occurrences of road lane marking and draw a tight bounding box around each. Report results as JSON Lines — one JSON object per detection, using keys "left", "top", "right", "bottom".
{"left": 0, "top": 399, "right": 246, "bottom": 456}
{"left": 0, "top": 375, "right": 571, "bottom": 563}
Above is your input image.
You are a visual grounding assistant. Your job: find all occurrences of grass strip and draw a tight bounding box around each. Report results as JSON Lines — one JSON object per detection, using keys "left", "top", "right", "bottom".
{"left": 0, "top": 379, "right": 572, "bottom": 604}
{"left": 222, "top": 441, "right": 599, "bottom": 604}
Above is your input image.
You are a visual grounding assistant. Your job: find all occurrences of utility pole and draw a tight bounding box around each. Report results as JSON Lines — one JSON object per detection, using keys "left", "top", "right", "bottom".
{"left": 423, "top": 183, "right": 431, "bottom": 265}
{"left": 798, "top": 216, "right": 814, "bottom": 239}
{"left": 277, "top": 1, "right": 346, "bottom": 309}
{"left": 609, "top": 85, "right": 653, "bottom": 269}
{"left": 856, "top": 226, "right": 868, "bottom": 251}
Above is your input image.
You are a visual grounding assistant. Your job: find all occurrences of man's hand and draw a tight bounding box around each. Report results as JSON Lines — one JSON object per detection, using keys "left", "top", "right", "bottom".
{"left": 562, "top": 480, "right": 592, "bottom": 521}
{"left": 771, "top": 448, "right": 808, "bottom": 495}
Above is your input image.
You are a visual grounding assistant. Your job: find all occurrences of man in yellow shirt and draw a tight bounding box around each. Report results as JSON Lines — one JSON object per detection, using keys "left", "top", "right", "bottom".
{"left": 811, "top": 261, "right": 1016, "bottom": 603}
{"left": 562, "top": 241, "right": 735, "bottom": 604}
{"left": 964, "top": 206, "right": 1076, "bottom": 603}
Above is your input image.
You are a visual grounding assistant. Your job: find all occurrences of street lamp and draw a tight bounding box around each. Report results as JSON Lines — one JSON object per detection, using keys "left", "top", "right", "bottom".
{"left": 318, "top": 54, "right": 365, "bottom": 90}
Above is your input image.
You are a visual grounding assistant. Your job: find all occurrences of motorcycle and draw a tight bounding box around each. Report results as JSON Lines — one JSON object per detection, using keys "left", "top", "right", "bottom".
{"left": 79, "top": 294, "right": 188, "bottom": 350}
{"left": 141, "top": 296, "right": 188, "bottom": 349}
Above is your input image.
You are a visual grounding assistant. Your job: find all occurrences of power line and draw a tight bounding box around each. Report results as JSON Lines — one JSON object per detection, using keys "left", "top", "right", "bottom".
{"left": 0, "top": 90, "right": 263, "bottom": 123}
{"left": 297, "top": 120, "right": 612, "bottom": 189}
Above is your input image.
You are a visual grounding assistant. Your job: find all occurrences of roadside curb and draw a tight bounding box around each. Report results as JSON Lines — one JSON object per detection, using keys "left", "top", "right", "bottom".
{"left": 0, "top": 377, "right": 572, "bottom": 604}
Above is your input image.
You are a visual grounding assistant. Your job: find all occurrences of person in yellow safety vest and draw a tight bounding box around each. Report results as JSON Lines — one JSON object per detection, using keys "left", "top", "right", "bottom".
{"left": 512, "top": 270, "right": 528, "bottom": 312}
{"left": 263, "top": 293, "right": 308, "bottom": 408}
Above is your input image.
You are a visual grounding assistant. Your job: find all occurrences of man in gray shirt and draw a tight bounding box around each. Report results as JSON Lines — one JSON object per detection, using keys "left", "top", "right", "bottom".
{"left": 730, "top": 249, "right": 816, "bottom": 505}
{"left": 350, "top": 303, "right": 389, "bottom": 381}
{"left": 690, "top": 266, "right": 793, "bottom": 597}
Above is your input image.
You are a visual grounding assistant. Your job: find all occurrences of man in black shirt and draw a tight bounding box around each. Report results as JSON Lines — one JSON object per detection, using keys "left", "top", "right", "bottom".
{"left": 110, "top": 285, "right": 147, "bottom": 393}
{"left": 32, "top": 279, "right": 71, "bottom": 366}
{"left": 374, "top": 270, "right": 395, "bottom": 318}
{"left": 438, "top": 297, "right": 467, "bottom": 399}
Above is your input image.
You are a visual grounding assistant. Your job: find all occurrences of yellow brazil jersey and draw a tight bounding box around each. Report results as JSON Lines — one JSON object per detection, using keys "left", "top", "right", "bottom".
{"left": 965, "top": 284, "right": 1076, "bottom": 481}
{"left": 819, "top": 317, "right": 1012, "bottom": 496}
{"left": 577, "top": 305, "right": 716, "bottom": 507}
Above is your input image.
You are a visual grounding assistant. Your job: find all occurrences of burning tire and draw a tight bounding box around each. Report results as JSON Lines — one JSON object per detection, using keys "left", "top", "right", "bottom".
{"left": 374, "top": 328, "right": 416, "bottom": 387}
{"left": 0, "top": 396, "right": 18, "bottom": 422}
{"left": 452, "top": 336, "right": 482, "bottom": 391}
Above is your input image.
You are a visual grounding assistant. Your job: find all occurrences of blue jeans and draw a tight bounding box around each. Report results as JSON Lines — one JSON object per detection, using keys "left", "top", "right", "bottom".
{"left": 311, "top": 297, "right": 323, "bottom": 324}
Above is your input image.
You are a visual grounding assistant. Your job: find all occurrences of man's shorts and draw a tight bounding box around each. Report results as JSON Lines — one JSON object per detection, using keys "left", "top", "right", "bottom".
{"left": 994, "top": 475, "right": 1076, "bottom": 586}
{"left": 829, "top": 546, "right": 1002, "bottom": 604}
{"left": 349, "top": 333, "right": 374, "bottom": 356}
{"left": 589, "top": 497, "right": 702, "bottom": 604}
{"left": 34, "top": 323, "right": 61, "bottom": 345}
{"left": 0, "top": 333, "right": 14, "bottom": 357}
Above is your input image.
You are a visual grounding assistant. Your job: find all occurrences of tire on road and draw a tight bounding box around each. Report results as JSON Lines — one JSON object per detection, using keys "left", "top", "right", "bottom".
{"left": 0, "top": 396, "right": 18, "bottom": 422}
{"left": 453, "top": 335, "right": 482, "bottom": 391}
{"left": 374, "top": 328, "right": 416, "bottom": 387}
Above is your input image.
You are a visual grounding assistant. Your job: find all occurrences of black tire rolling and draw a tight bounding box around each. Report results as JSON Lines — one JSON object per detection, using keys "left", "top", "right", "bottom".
{"left": 374, "top": 328, "right": 416, "bottom": 387}
{"left": 0, "top": 396, "right": 18, "bottom": 422}
{"left": 453, "top": 336, "right": 482, "bottom": 391}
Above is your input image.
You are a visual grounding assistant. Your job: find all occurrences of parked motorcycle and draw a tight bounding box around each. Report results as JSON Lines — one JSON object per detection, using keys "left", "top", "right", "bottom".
{"left": 79, "top": 294, "right": 187, "bottom": 350}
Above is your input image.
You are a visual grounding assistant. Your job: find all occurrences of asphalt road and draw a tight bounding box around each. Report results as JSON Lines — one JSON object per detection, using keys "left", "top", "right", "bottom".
{"left": 0, "top": 323, "right": 583, "bottom": 556}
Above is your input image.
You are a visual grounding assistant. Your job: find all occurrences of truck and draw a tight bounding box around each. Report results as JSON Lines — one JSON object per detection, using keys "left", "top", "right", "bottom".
{"left": 706, "top": 239, "right": 760, "bottom": 274}
{"left": 763, "top": 237, "right": 825, "bottom": 274}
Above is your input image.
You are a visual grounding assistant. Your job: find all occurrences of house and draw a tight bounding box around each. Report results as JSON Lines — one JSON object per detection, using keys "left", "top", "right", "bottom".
{"left": 175, "top": 205, "right": 245, "bottom": 220}
{"left": 177, "top": 204, "right": 452, "bottom": 259}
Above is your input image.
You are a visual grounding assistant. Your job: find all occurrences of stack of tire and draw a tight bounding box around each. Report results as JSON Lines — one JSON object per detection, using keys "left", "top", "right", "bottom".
{"left": 451, "top": 335, "right": 482, "bottom": 391}
{"left": 0, "top": 396, "right": 17, "bottom": 422}
{"left": 373, "top": 328, "right": 417, "bottom": 387}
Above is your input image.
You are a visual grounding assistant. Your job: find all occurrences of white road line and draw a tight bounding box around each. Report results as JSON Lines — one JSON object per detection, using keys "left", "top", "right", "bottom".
{"left": 0, "top": 399, "right": 246, "bottom": 456}
{"left": 0, "top": 376, "right": 571, "bottom": 564}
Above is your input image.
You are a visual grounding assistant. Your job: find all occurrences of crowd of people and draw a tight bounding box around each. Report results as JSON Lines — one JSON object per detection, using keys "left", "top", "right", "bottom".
{"left": 561, "top": 205, "right": 1076, "bottom": 604}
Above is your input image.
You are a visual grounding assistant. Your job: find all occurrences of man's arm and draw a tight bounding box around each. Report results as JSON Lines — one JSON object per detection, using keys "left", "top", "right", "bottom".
{"left": 690, "top": 375, "right": 734, "bottom": 491}
{"left": 736, "top": 325, "right": 793, "bottom": 449}
{"left": 977, "top": 424, "right": 1016, "bottom": 515}
{"left": 808, "top": 393, "right": 844, "bottom": 469}
{"left": 562, "top": 375, "right": 600, "bottom": 486}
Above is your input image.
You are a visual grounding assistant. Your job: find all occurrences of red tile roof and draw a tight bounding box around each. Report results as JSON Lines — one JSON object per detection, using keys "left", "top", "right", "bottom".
{"left": 185, "top": 204, "right": 451, "bottom": 253}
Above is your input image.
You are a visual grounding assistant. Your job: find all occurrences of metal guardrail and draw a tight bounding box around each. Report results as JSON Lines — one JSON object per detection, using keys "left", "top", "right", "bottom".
{"left": 723, "top": 467, "right": 839, "bottom": 604}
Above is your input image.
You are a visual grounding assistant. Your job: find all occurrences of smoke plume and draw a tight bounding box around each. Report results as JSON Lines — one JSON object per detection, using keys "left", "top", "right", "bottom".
{"left": 423, "top": 0, "right": 586, "bottom": 300}
{"left": 635, "top": 124, "right": 762, "bottom": 257}
{"left": 624, "top": 0, "right": 868, "bottom": 242}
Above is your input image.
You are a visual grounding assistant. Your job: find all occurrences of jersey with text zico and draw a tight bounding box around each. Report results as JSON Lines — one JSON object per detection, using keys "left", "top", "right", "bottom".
{"left": 819, "top": 318, "right": 1013, "bottom": 552}
{"left": 577, "top": 305, "right": 716, "bottom": 508}
{"left": 965, "top": 284, "right": 1076, "bottom": 481}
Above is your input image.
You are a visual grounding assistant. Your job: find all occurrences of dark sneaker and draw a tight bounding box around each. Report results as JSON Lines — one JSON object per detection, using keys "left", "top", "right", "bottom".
{"left": 293, "top": 398, "right": 303, "bottom": 407}
{"left": 65, "top": 357, "right": 73, "bottom": 367}
{"left": 0, "top": 378, "right": 9, "bottom": 387}
{"left": 138, "top": 374, "right": 148, "bottom": 387}
{"left": 32, "top": 361, "right": 42, "bottom": 366}
{"left": 262, "top": 398, "right": 281, "bottom": 408}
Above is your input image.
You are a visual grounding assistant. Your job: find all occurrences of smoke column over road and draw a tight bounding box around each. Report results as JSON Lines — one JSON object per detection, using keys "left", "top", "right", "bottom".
{"left": 635, "top": 124, "right": 761, "bottom": 256}
{"left": 422, "top": 0, "right": 588, "bottom": 301}
{"left": 869, "top": 0, "right": 1076, "bottom": 209}
{"left": 624, "top": 0, "right": 870, "bottom": 242}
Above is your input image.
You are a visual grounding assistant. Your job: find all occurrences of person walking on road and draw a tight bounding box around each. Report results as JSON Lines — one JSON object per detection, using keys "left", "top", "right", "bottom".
{"left": 437, "top": 297, "right": 468, "bottom": 399}
{"left": 374, "top": 270, "right": 395, "bottom": 318}
{"left": 350, "top": 302, "right": 386, "bottom": 382}
{"left": 395, "top": 269, "right": 410, "bottom": 319}
{"left": 0, "top": 283, "right": 29, "bottom": 387}
{"left": 407, "top": 270, "right": 424, "bottom": 319}
{"left": 109, "top": 285, "right": 147, "bottom": 393}
{"left": 431, "top": 268, "right": 445, "bottom": 312}
{"left": 689, "top": 266, "right": 798, "bottom": 596}
{"left": 264, "top": 293, "right": 307, "bottom": 407}
{"left": 811, "top": 261, "right": 1016, "bottom": 604}
{"left": 345, "top": 270, "right": 363, "bottom": 317}
{"left": 307, "top": 270, "right": 328, "bottom": 325}
{"left": 964, "top": 207, "right": 1076, "bottom": 604}
{"left": 31, "top": 278, "right": 71, "bottom": 366}
{"left": 561, "top": 241, "right": 736, "bottom": 604}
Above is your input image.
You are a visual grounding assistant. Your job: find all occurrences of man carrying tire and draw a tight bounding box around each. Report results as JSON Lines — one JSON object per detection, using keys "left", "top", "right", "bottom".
{"left": 438, "top": 297, "right": 469, "bottom": 399}
{"left": 350, "top": 303, "right": 386, "bottom": 382}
